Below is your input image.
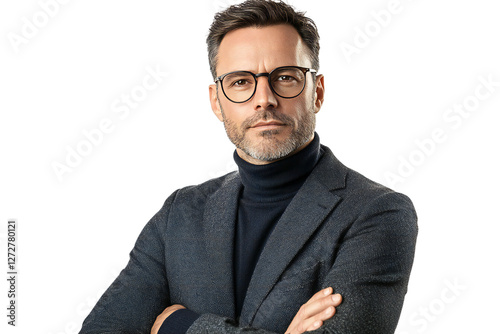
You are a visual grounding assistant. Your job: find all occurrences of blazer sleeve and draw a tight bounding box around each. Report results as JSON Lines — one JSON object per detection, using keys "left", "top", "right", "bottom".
{"left": 185, "top": 191, "right": 418, "bottom": 334}
{"left": 79, "top": 192, "right": 177, "bottom": 334}
{"left": 314, "top": 191, "right": 418, "bottom": 333}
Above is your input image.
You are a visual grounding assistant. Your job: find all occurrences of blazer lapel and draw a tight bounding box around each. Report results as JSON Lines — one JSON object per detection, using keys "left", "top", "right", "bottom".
{"left": 202, "top": 172, "right": 242, "bottom": 318}
{"left": 240, "top": 147, "right": 348, "bottom": 324}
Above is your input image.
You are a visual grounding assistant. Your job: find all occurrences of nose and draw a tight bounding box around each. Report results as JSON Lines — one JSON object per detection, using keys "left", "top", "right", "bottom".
{"left": 252, "top": 76, "right": 278, "bottom": 110}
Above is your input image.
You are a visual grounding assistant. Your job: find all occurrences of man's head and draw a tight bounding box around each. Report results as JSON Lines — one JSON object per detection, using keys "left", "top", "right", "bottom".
{"left": 207, "top": 0, "right": 320, "bottom": 80}
{"left": 207, "top": 0, "right": 325, "bottom": 165}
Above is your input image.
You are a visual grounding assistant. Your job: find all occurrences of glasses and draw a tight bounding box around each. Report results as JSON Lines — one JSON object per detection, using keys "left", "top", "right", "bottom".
{"left": 215, "top": 66, "right": 317, "bottom": 103}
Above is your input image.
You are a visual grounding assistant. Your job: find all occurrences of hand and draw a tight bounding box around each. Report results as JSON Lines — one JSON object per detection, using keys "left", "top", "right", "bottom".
{"left": 150, "top": 304, "right": 186, "bottom": 334}
{"left": 285, "top": 287, "right": 342, "bottom": 334}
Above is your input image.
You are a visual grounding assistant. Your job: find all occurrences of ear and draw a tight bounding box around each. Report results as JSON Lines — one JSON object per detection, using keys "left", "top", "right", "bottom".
{"left": 209, "top": 84, "right": 224, "bottom": 122}
{"left": 313, "top": 74, "right": 325, "bottom": 114}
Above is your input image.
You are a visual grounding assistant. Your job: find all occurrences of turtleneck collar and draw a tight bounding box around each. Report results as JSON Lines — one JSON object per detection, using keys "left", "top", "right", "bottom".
{"left": 233, "top": 132, "right": 322, "bottom": 202}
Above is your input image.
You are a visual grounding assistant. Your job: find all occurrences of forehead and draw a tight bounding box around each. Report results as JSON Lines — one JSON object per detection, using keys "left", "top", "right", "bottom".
{"left": 217, "top": 24, "right": 310, "bottom": 75}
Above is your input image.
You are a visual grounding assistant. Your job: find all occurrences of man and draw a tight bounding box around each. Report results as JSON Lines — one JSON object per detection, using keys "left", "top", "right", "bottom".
{"left": 80, "top": 1, "right": 418, "bottom": 333}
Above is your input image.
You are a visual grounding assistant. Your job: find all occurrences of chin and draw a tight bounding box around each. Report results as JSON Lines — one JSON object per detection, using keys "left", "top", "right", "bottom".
{"left": 252, "top": 126, "right": 291, "bottom": 139}
{"left": 244, "top": 137, "right": 298, "bottom": 162}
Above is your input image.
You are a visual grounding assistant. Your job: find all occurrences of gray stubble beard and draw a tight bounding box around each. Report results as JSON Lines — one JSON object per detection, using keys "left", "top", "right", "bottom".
{"left": 218, "top": 96, "right": 316, "bottom": 162}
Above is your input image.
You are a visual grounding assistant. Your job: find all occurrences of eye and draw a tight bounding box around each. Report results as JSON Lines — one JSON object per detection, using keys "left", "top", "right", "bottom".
{"left": 232, "top": 79, "right": 251, "bottom": 87}
{"left": 224, "top": 73, "right": 254, "bottom": 89}
{"left": 277, "top": 75, "right": 296, "bottom": 82}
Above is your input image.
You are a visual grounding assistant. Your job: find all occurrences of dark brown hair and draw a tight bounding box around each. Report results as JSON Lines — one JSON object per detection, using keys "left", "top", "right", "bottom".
{"left": 206, "top": 0, "right": 320, "bottom": 79}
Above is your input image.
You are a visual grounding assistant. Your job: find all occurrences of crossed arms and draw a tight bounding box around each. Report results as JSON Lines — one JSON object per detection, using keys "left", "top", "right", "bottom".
{"left": 151, "top": 288, "right": 343, "bottom": 334}
{"left": 80, "top": 187, "right": 417, "bottom": 334}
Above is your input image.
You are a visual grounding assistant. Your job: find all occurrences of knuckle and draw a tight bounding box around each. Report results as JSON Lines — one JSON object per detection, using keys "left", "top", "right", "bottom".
{"left": 321, "top": 295, "right": 332, "bottom": 306}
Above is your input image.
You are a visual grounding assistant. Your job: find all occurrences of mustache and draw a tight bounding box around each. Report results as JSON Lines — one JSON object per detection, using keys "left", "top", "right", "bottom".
{"left": 242, "top": 109, "right": 293, "bottom": 129}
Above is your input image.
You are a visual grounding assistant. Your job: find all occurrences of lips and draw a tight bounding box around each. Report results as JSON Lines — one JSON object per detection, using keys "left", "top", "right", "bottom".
{"left": 251, "top": 120, "right": 285, "bottom": 128}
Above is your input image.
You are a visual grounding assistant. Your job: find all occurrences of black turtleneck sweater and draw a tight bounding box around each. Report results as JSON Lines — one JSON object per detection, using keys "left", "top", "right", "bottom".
{"left": 233, "top": 133, "right": 322, "bottom": 316}
{"left": 159, "top": 133, "right": 322, "bottom": 334}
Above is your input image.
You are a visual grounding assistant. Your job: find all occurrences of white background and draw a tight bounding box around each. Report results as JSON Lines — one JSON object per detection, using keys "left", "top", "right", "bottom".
{"left": 1, "top": 0, "right": 499, "bottom": 333}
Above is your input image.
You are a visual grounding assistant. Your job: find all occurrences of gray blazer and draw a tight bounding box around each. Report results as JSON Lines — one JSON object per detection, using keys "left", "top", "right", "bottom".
{"left": 80, "top": 145, "right": 418, "bottom": 334}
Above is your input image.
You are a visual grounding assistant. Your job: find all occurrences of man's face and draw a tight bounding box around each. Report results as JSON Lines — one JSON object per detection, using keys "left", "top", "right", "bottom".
{"left": 209, "top": 24, "right": 325, "bottom": 165}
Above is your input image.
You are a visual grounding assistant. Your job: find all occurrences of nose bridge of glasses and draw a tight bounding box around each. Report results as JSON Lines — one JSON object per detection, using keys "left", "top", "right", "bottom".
{"left": 254, "top": 73, "right": 276, "bottom": 97}
{"left": 255, "top": 72, "right": 270, "bottom": 79}
{"left": 249, "top": 73, "right": 277, "bottom": 107}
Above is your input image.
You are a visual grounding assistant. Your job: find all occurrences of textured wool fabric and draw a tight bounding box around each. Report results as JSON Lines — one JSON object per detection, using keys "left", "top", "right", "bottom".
{"left": 80, "top": 145, "right": 418, "bottom": 334}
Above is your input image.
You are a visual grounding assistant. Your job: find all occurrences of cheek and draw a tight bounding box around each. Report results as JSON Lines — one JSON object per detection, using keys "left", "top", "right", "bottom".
{"left": 303, "top": 87, "right": 316, "bottom": 108}
{"left": 220, "top": 102, "right": 249, "bottom": 125}
{"left": 282, "top": 97, "right": 310, "bottom": 120}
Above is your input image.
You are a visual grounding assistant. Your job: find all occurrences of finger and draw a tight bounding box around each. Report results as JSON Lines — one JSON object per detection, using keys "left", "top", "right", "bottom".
{"left": 305, "top": 306, "right": 336, "bottom": 331}
{"left": 332, "top": 293, "right": 342, "bottom": 307}
{"left": 304, "top": 287, "right": 333, "bottom": 305}
{"left": 151, "top": 320, "right": 161, "bottom": 334}
{"left": 286, "top": 290, "right": 342, "bottom": 333}
{"left": 289, "top": 294, "right": 339, "bottom": 333}
{"left": 302, "top": 293, "right": 341, "bottom": 319}
{"left": 296, "top": 304, "right": 336, "bottom": 333}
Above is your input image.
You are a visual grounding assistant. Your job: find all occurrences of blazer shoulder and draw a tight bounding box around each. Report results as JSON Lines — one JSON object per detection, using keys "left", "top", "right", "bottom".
{"left": 156, "top": 171, "right": 240, "bottom": 210}
{"left": 178, "top": 170, "right": 239, "bottom": 197}
{"left": 319, "top": 145, "right": 417, "bottom": 221}
{"left": 343, "top": 167, "right": 418, "bottom": 239}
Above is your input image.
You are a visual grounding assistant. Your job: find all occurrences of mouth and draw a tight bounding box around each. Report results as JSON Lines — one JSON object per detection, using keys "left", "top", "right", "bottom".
{"left": 250, "top": 120, "right": 286, "bottom": 130}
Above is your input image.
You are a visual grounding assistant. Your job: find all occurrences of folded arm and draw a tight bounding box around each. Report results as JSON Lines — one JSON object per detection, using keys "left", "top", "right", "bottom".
{"left": 310, "top": 191, "right": 418, "bottom": 333}
{"left": 153, "top": 192, "right": 417, "bottom": 334}
{"left": 152, "top": 288, "right": 342, "bottom": 334}
{"left": 79, "top": 194, "right": 177, "bottom": 334}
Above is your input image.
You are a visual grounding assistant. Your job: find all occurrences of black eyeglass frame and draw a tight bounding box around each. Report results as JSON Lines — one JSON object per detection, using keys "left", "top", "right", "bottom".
{"left": 214, "top": 66, "right": 317, "bottom": 103}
